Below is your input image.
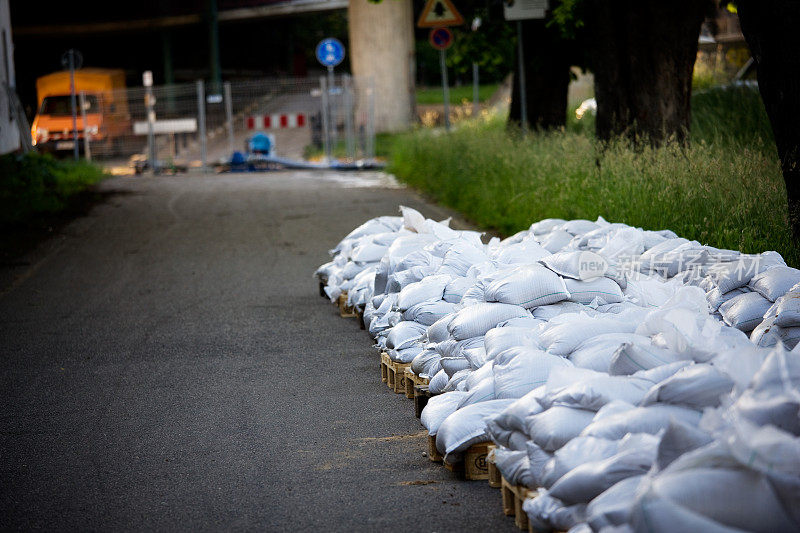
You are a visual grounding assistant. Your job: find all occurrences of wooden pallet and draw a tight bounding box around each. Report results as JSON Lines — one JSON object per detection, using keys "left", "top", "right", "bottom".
{"left": 379, "top": 353, "right": 411, "bottom": 394}
{"left": 337, "top": 292, "right": 358, "bottom": 318}
{"left": 487, "top": 444, "right": 502, "bottom": 488}
{"left": 501, "top": 476, "right": 536, "bottom": 530}
{"left": 403, "top": 368, "right": 430, "bottom": 399}
{"left": 413, "top": 385, "right": 434, "bottom": 419}
{"left": 430, "top": 440, "right": 491, "bottom": 481}
{"left": 356, "top": 308, "right": 366, "bottom": 330}
{"left": 427, "top": 433, "right": 443, "bottom": 463}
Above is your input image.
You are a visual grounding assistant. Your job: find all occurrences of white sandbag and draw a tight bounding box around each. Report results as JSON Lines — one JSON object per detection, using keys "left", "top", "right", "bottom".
{"left": 440, "top": 241, "right": 490, "bottom": 276}
{"left": 531, "top": 218, "right": 567, "bottom": 235}
{"left": 585, "top": 475, "right": 644, "bottom": 531}
{"left": 493, "top": 347, "right": 573, "bottom": 399}
{"left": 608, "top": 342, "right": 688, "bottom": 376}
{"left": 410, "top": 350, "right": 442, "bottom": 379}
{"left": 549, "top": 433, "right": 660, "bottom": 505}
{"left": 463, "top": 346, "right": 488, "bottom": 369}
{"left": 484, "top": 326, "right": 543, "bottom": 360}
{"left": 540, "top": 311, "right": 643, "bottom": 357}
{"left": 771, "top": 291, "right": 800, "bottom": 327}
{"left": 719, "top": 291, "right": 773, "bottom": 332}
{"left": 523, "top": 491, "right": 587, "bottom": 532}
{"left": 568, "top": 333, "right": 652, "bottom": 372}
{"left": 564, "top": 277, "right": 624, "bottom": 305}
{"left": 435, "top": 336, "right": 485, "bottom": 359}
{"left": 387, "top": 265, "right": 439, "bottom": 293}
{"left": 443, "top": 276, "right": 475, "bottom": 303}
{"left": 384, "top": 321, "right": 427, "bottom": 350}
{"left": 750, "top": 316, "right": 780, "bottom": 348}
{"left": 539, "top": 435, "right": 621, "bottom": 489}
{"left": 350, "top": 242, "right": 389, "bottom": 263}
{"left": 396, "top": 250, "right": 440, "bottom": 272}
{"left": 493, "top": 239, "right": 551, "bottom": 265}
{"left": 775, "top": 325, "right": 800, "bottom": 350}
{"left": 540, "top": 251, "right": 609, "bottom": 280}
{"left": 749, "top": 265, "right": 800, "bottom": 301}
{"left": 389, "top": 345, "right": 423, "bottom": 363}
{"left": 622, "top": 274, "right": 683, "bottom": 308}
{"left": 442, "top": 369, "right": 472, "bottom": 392}
{"left": 540, "top": 230, "right": 575, "bottom": 253}
{"left": 632, "top": 467, "right": 798, "bottom": 533}
{"left": 420, "top": 390, "right": 467, "bottom": 435}
{"left": 525, "top": 405, "right": 596, "bottom": 451}
{"left": 402, "top": 300, "right": 458, "bottom": 326}
{"left": 541, "top": 370, "right": 653, "bottom": 411}
{"left": 581, "top": 404, "right": 702, "bottom": 441}
{"left": 435, "top": 399, "right": 516, "bottom": 458}
{"left": 532, "top": 301, "right": 590, "bottom": 320}
{"left": 427, "top": 314, "right": 454, "bottom": 344}
{"left": 440, "top": 357, "right": 471, "bottom": 377}
{"left": 486, "top": 386, "right": 547, "bottom": 448}
{"left": 641, "top": 364, "right": 734, "bottom": 409}
{"left": 428, "top": 369, "right": 450, "bottom": 394}
{"left": 448, "top": 302, "right": 531, "bottom": 340}
{"left": 597, "top": 227, "right": 645, "bottom": 259}
{"left": 395, "top": 274, "right": 451, "bottom": 311}
{"left": 484, "top": 265, "right": 570, "bottom": 308}
{"left": 706, "top": 287, "right": 749, "bottom": 312}
{"left": 654, "top": 419, "right": 713, "bottom": 471}
{"left": 457, "top": 376, "right": 496, "bottom": 408}
{"left": 494, "top": 448, "right": 536, "bottom": 488}
{"left": 497, "top": 316, "right": 546, "bottom": 329}
{"left": 561, "top": 219, "right": 600, "bottom": 235}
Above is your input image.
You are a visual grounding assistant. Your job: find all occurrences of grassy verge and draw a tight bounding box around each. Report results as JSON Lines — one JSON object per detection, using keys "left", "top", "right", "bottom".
{"left": 303, "top": 132, "right": 399, "bottom": 160}
{"left": 416, "top": 84, "right": 499, "bottom": 105}
{"left": 388, "top": 113, "right": 797, "bottom": 265}
{"left": 0, "top": 152, "right": 108, "bottom": 228}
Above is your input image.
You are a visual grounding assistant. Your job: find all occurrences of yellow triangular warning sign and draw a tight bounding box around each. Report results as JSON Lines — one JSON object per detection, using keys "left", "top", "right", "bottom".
{"left": 417, "top": 0, "right": 464, "bottom": 28}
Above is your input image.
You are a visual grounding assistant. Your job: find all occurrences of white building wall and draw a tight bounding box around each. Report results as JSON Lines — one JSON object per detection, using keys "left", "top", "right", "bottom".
{"left": 0, "top": 0, "right": 20, "bottom": 155}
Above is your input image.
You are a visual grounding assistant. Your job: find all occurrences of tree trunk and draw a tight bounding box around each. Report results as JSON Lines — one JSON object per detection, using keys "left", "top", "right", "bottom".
{"left": 348, "top": 0, "right": 415, "bottom": 132}
{"left": 585, "top": 0, "right": 709, "bottom": 144}
{"left": 738, "top": 0, "right": 800, "bottom": 239}
{"left": 508, "top": 18, "right": 572, "bottom": 131}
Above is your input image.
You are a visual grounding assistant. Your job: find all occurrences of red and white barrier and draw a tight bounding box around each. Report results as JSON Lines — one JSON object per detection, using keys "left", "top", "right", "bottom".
{"left": 246, "top": 113, "right": 307, "bottom": 130}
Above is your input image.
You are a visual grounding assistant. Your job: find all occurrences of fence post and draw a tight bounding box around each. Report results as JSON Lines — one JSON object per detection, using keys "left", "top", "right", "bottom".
{"left": 320, "top": 75, "right": 332, "bottom": 163}
{"left": 196, "top": 79, "right": 207, "bottom": 172}
{"left": 344, "top": 75, "right": 356, "bottom": 161}
{"left": 224, "top": 81, "right": 234, "bottom": 158}
{"left": 79, "top": 91, "right": 92, "bottom": 161}
{"left": 366, "top": 79, "right": 375, "bottom": 161}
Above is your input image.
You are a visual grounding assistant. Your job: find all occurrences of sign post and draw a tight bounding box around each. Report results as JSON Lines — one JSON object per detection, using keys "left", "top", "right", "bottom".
{"left": 316, "top": 38, "right": 345, "bottom": 162}
{"left": 471, "top": 17, "right": 481, "bottom": 119}
{"left": 419, "top": 0, "right": 463, "bottom": 132}
{"left": 143, "top": 70, "right": 156, "bottom": 172}
{"left": 61, "top": 49, "right": 83, "bottom": 161}
{"left": 504, "top": 0, "right": 548, "bottom": 133}
{"left": 429, "top": 28, "right": 454, "bottom": 132}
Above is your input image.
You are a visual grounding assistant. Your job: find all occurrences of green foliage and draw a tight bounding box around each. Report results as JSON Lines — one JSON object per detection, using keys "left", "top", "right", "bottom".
{"left": 0, "top": 152, "right": 108, "bottom": 227}
{"left": 691, "top": 85, "right": 774, "bottom": 149}
{"left": 416, "top": 84, "right": 498, "bottom": 105}
{"left": 388, "top": 116, "right": 797, "bottom": 265}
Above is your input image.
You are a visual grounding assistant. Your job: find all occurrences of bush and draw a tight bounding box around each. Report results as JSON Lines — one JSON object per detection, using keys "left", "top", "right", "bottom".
{"left": 0, "top": 152, "right": 108, "bottom": 227}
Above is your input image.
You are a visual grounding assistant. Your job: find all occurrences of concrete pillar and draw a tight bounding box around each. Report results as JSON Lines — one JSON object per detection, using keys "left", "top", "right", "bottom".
{"left": 347, "top": 0, "right": 415, "bottom": 132}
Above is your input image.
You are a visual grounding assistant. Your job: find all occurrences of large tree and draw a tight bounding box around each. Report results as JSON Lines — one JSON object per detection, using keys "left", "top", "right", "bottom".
{"left": 737, "top": 0, "right": 800, "bottom": 238}
{"left": 507, "top": 17, "right": 574, "bottom": 130}
{"left": 581, "top": 0, "right": 713, "bottom": 143}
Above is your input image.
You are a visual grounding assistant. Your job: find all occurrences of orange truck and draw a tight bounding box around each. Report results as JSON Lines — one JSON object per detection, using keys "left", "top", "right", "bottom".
{"left": 31, "top": 68, "right": 130, "bottom": 153}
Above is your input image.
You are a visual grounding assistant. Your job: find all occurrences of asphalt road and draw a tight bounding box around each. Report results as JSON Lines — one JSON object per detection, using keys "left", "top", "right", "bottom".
{"left": 0, "top": 171, "right": 513, "bottom": 531}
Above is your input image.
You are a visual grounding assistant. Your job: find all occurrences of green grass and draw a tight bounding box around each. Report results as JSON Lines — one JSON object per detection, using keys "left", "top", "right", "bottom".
{"left": 0, "top": 152, "right": 108, "bottom": 227}
{"left": 416, "top": 84, "right": 499, "bottom": 105}
{"left": 303, "top": 132, "right": 399, "bottom": 160}
{"left": 388, "top": 114, "right": 797, "bottom": 266}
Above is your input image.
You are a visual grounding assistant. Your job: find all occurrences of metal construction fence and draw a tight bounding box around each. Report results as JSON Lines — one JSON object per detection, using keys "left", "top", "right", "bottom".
{"left": 42, "top": 75, "right": 375, "bottom": 171}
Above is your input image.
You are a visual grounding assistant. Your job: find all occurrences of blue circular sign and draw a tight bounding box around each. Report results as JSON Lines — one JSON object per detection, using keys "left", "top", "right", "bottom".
{"left": 316, "top": 38, "right": 345, "bottom": 67}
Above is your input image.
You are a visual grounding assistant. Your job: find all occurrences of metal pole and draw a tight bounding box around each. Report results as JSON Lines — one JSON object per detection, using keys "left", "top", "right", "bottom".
{"left": 472, "top": 62, "right": 479, "bottom": 118}
{"left": 224, "top": 81, "right": 234, "bottom": 157}
{"left": 440, "top": 48, "right": 451, "bottom": 132}
{"left": 79, "top": 91, "right": 91, "bottom": 162}
{"left": 145, "top": 81, "right": 156, "bottom": 172}
{"left": 196, "top": 79, "right": 207, "bottom": 172}
{"left": 344, "top": 75, "right": 355, "bottom": 160}
{"left": 327, "top": 65, "right": 337, "bottom": 150}
{"left": 517, "top": 20, "right": 528, "bottom": 133}
{"left": 366, "top": 80, "right": 375, "bottom": 160}
{"left": 320, "top": 76, "right": 332, "bottom": 163}
{"left": 69, "top": 50, "right": 79, "bottom": 161}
